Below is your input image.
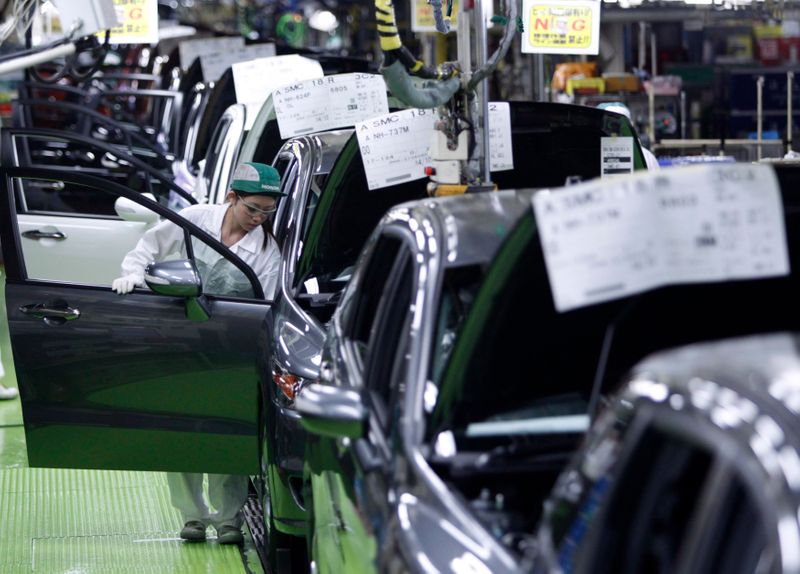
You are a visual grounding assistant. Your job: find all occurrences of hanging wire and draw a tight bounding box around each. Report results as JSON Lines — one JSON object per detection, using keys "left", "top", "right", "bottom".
{"left": 0, "top": 0, "right": 40, "bottom": 44}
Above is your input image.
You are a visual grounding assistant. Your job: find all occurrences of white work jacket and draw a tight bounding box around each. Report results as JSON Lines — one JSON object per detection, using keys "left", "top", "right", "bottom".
{"left": 121, "top": 203, "right": 280, "bottom": 299}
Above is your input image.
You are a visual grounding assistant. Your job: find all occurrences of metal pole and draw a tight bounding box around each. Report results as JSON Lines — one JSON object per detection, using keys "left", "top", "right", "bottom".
{"left": 757, "top": 75, "right": 764, "bottom": 161}
{"left": 648, "top": 82, "right": 655, "bottom": 144}
{"left": 650, "top": 29, "right": 657, "bottom": 77}
{"left": 788, "top": 70, "right": 794, "bottom": 154}
{"left": 638, "top": 23, "right": 646, "bottom": 71}
{"left": 535, "top": 54, "right": 546, "bottom": 102}
{"left": 473, "top": 0, "right": 491, "bottom": 183}
{"left": 680, "top": 90, "right": 686, "bottom": 139}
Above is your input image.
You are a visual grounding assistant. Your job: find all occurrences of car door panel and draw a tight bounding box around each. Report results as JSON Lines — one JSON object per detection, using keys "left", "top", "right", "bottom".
{"left": 18, "top": 214, "right": 151, "bottom": 284}
{"left": 0, "top": 167, "right": 267, "bottom": 474}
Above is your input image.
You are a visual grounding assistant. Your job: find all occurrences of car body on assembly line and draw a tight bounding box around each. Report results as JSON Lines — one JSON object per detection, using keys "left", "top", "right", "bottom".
{"left": 256, "top": 129, "right": 433, "bottom": 570}
{"left": 534, "top": 331, "right": 800, "bottom": 574}
{"left": 294, "top": 188, "right": 573, "bottom": 574}
{"left": 295, "top": 161, "right": 800, "bottom": 573}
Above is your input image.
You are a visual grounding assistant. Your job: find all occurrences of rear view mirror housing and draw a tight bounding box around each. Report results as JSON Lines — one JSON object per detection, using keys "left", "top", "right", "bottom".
{"left": 144, "top": 260, "right": 210, "bottom": 321}
{"left": 295, "top": 383, "right": 367, "bottom": 439}
{"left": 115, "top": 193, "right": 159, "bottom": 225}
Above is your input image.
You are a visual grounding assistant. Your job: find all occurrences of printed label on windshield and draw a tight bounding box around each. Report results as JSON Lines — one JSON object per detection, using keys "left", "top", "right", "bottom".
{"left": 232, "top": 55, "right": 324, "bottom": 129}
{"left": 274, "top": 74, "right": 389, "bottom": 139}
{"left": 532, "top": 164, "right": 789, "bottom": 312}
{"left": 488, "top": 102, "right": 514, "bottom": 172}
{"left": 356, "top": 109, "right": 437, "bottom": 190}
{"left": 601, "top": 137, "right": 634, "bottom": 177}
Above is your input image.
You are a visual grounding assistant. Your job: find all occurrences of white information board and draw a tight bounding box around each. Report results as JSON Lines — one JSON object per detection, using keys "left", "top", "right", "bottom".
{"left": 356, "top": 109, "right": 438, "bottom": 190}
{"left": 488, "top": 102, "right": 514, "bottom": 172}
{"left": 232, "top": 55, "right": 324, "bottom": 129}
{"left": 601, "top": 137, "right": 634, "bottom": 177}
{"left": 274, "top": 74, "right": 389, "bottom": 139}
{"left": 179, "top": 36, "right": 244, "bottom": 72}
{"left": 532, "top": 164, "right": 789, "bottom": 312}
{"left": 201, "top": 43, "right": 278, "bottom": 83}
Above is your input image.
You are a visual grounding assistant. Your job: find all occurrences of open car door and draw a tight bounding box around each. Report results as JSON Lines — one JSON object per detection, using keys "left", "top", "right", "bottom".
{"left": 0, "top": 167, "right": 269, "bottom": 474}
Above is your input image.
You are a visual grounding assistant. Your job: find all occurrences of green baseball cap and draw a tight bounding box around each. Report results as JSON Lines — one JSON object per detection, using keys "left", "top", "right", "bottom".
{"left": 230, "top": 162, "right": 285, "bottom": 196}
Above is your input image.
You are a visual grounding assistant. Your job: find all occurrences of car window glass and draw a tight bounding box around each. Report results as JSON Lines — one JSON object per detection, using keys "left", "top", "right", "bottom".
{"left": 189, "top": 234, "right": 255, "bottom": 299}
{"left": 201, "top": 115, "right": 232, "bottom": 196}
{"left": 362, "top": 250, "right": 414, "bottom": 427}
{"left": 10, "top": 176, "right": 161, "bottom": 284}
{"left": 429, "top": 265, "right": 484, "bottom": 387}
{"left": 294, "top": 137, "right": 427, "bottom": 296}
{"left": 578, "top": 426, "right": 712, "bottom": 574}
{"left": 431, "top": 217, "right": 600, "bottom": 444}
{"left": 343, "top": 235, "right": 403, "bottom": 356}
{"left": 8, "top": 134, "right": 175, "bottom": 213}
{"left": 9, "top": 174, "right": 259, "bottom": 298}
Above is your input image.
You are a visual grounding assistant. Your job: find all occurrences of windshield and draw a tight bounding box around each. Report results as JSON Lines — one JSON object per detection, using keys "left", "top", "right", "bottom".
{"left": 491, "top": 102, "right": 647, "bottom": 190}
{"left": 428, "top": 214, "right": 616, "bottom": 449}
{"left": 293, "top": 135, "right": 428, "bottom": 294}
{"left": 430, "top": 183, "right": 800, "bottom": 449}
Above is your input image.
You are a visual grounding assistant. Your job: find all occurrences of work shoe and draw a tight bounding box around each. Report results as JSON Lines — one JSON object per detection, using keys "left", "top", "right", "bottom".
{"left": 0, "top": 385, "right": 17, "bottom": 400}
{"left": 179, "top": 520, "right": 207, "bottom": 542}
{"left": 216, "top": 525, "right": 244, "bottom": 545}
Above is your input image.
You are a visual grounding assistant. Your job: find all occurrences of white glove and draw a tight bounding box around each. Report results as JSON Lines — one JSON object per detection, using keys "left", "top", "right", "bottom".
{"left": 111, "top": 274, "right": 143, "bottom": 295}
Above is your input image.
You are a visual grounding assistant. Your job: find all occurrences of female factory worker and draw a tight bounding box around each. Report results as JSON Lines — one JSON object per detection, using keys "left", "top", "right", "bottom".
{"left": 111, "top": 161, "right": 284, "bottom": 545}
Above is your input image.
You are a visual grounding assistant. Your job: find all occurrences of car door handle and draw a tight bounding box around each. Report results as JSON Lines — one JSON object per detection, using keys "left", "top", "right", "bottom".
{"left": 21, "top": 229, "right": 67, "bottom": 240}
{"left": 34, "top": 181, "right": 65, "bottom": 191}
{"left": 19, "top": 302, "right": 81, "bottom": 325}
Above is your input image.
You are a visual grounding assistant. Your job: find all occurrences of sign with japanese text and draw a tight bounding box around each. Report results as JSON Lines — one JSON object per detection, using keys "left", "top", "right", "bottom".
{"left": 532, "top": 164, "right": 788, "bottom": 312}
{"left": 521, "top": 0, "right": 600, "bottom": 55}
{"left": 412, "top": 0, "right": 459, "bottom": 32}
{"left": 356, "top": 109, "right": 438, "bottom": 190}
{"left": 106, "top": 0, "right": 158, "bottom": 44}
{"left": 274, "top": 74, "right": 389, "bottom": 139}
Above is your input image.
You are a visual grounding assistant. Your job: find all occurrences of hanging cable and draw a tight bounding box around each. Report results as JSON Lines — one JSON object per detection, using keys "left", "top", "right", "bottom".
{"left": 374, "top": 0, "right": 461, "bottom": 108}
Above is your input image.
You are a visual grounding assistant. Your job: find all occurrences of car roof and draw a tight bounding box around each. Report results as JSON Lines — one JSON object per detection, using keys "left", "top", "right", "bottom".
{"left": 632, "top": 332, "right": 800, "bottom": 427}
{"left": 286, "top": 129, "right": 354, "bottom": 174}
{"left": 389, "top": 188, "right": 537, "bottom": 268}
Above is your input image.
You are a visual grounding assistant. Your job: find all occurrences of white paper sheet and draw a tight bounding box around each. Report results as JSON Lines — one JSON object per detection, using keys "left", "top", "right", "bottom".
{"left": 274, "top": 74, "right": 389, "bottom": 138}
{"left": 532, "top": 164, "right": 789, "bottom": 312}
{"left": 488, "top": 102, "right": 514, "bottom": 172}
{"left": 201, "top": 43, "right": 277, "bottom": 83}
{"left": 356, "top": 109, "right": 438, "bottom": 190}
{"left": 231, "top": 55, "right": 324, "bottom": 129}
{"left": 179, "top": 36, "right": 244, "bottom": 72}
{"left": 601, "top": 136, "right": 634, "bottom": 177}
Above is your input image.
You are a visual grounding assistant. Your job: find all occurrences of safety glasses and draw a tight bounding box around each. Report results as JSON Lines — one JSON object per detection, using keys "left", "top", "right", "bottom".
{"left": 238, "top": 196, "right": 278, "bottom": 217}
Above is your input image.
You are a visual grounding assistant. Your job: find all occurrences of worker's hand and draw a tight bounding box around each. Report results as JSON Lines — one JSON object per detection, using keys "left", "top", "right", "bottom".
{"left": 111, "top": 274, "right": 143, "bottom": 295}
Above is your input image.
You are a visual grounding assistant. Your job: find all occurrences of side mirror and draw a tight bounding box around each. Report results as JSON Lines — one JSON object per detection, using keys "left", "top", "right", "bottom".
{"left": 295, "top": 383, "right": 367, "bottom": 439}
{"left": 115, "top": 193, "right": 159, "bottom": 225}
{"left": 144, "top": 259, "right": 210, "bottom": 321}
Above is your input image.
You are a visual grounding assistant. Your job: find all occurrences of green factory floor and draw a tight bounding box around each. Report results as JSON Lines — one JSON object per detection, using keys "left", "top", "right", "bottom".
{"left": 0, "top": 268, "right": 265, "bottom": 574}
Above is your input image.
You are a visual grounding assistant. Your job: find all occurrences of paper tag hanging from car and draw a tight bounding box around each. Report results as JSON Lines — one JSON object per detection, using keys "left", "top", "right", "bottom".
{"left": 601, "top": 137, "right": 634, "bottom": 177}
{"left": 532, "top": 164, "right": 789, "bottom": 312}
{"left": 274, "top": 74, "right": 390, "bottom": 139}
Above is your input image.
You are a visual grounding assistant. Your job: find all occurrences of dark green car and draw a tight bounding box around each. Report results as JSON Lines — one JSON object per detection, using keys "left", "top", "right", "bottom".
{"left": 295, "top": 161, "right": 797, "bottom": 573}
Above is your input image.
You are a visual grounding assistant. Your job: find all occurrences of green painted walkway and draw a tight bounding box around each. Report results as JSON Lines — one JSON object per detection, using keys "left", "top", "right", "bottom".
{"left": 0, "top": 268, "right": 265, "bottom": 573}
